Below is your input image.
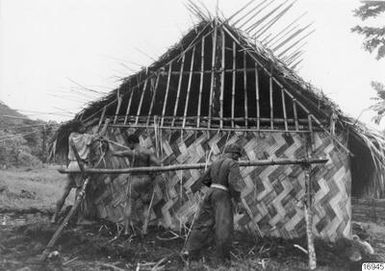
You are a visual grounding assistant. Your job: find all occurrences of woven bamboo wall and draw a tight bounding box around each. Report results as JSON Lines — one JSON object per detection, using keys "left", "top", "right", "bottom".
{"left": 90, "top": 128, "right": 351, "bottom": 241}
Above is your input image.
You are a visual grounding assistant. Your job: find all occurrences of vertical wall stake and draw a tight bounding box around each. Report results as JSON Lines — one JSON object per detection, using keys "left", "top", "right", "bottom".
{"left": 147, "top": 74, "right": 160, "bottom": 126}
{"left": 136, "top": 74, "right": 148, "bottom": 125}
{"left": 220, "top": 29, "right": 225, "bottom": 130}
{"left": 255, "top": 63, "right": 260, "bottom": 130}
{"left": 113, "top": 92, "right": 122, "bottom": 124}
{"left": 243, "top": 50, "right": 249, "bottom": 127}
{"left": 197, "top": 37, "right": 205, "bottom": 128}
{"left": 293, "top": 99, "right": 299, "bottom": 131}
{"left": 183, "top": 46, "right": 196, "bottom": 128}
{"left": 281, "top": 88, "right": 288, "bottom": 131}
{"left": 161, "top": 63, "right": 172, "bottom": 127}
{"left": 97, "top": 106, "right": 107, "bottom": 132}
{"left": 208, "top": 21, "right": 218, "bottom": 129}
{"left": 269, "top": 74, "right": 274, "bottom": 130}
{"left": 231, "top": 41, "right": 236, "bottom": 128}
{"left": 124, "top": 83, "right": 134, "bottom": 125}
{"left": 172, "top": 54, "right": 186, "bottom": 127}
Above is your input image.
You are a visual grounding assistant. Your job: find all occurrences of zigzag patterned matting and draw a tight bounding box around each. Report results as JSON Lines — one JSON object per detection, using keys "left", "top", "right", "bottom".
{"left": 90, "top": 129, "right": 351, "bottom": 241}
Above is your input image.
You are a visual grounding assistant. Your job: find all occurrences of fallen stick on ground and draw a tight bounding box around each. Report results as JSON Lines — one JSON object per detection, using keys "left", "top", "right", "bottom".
{"left": 100, "top": 262, "right": 126, "bottom": 271}
{"left": 62, "top": 256, "right": 79, "bottom": 266}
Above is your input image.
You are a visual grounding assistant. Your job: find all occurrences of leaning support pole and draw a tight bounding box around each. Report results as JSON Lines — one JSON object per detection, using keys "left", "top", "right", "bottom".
{"left": 40, "top": 141, "right": 88, "bottom": 261}
{"left": 58, "top": 158, "right": 328, "bottom": 174}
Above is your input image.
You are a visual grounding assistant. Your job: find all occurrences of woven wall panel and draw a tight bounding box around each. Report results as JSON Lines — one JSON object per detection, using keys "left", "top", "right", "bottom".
{"left": 90, "top": 129, "right": 351, "bottom": 241}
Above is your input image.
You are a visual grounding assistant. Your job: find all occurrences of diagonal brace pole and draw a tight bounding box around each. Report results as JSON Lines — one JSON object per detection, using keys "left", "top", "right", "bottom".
{"left": 40, "top": 140, "right": 89, "bottom": 261}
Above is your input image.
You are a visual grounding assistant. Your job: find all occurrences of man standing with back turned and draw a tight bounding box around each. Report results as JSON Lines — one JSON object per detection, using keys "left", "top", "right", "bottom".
{"left": 51, "top": 119, "right": 109, "bottom": 223}
{"left": 186, "top": 143, "right": 245, "bottom": 266}
{"left": 110, "top": 134, "right": 161, "bottom": 230}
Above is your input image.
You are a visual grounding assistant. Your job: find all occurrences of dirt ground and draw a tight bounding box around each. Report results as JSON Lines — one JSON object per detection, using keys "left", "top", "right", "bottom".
{"left": 1, "top": 167, "right": 384, "bottom": 271}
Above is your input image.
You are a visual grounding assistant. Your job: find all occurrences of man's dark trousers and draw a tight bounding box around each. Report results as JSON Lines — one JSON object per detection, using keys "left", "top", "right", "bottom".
{"left": 186, "top": 187, "right": 233, "bottom": 262}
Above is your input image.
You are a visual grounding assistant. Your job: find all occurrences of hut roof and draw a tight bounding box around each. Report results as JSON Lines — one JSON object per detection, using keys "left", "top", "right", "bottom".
{"left": 53, "top": 2, "right": 385, "bottom": 198}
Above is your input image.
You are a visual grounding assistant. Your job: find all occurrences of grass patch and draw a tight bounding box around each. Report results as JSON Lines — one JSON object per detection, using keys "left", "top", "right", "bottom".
{"left": 0, "top": 166, "right": 71, "bottom": 212}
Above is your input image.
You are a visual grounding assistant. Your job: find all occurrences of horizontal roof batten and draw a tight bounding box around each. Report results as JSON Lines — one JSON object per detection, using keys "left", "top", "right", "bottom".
{"left": 109, "top": 123, "right": 317, "bottom": 133}
{"left": 157, "top": 68, "right": 262, "bottom": 75}
{"left": 106, "top": 115, "right": 327, "bottom": 125}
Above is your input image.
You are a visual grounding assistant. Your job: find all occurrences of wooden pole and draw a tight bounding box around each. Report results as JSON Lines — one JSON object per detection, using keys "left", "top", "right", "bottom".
{"left": 243, "top": 50, "right": 249, "bottom": 127}
{"left": 308, "top": 114, "right": 314, "bottom": 146}
{"left": 147, "top": 74, "right": 160, "bottom": 126}
{"left": 197, "top": 38, "right": 205, "bottom": 128}
{"left": 97, "top": 106, "right": 107, "bottom": 132}
{"left": 281, "top": 88, "right": 288, "bottom": 131}
{"left": 113, "top": 94, "right": 122, "bottom": 124}
{"left": 304, "top": 138, "right": 317, "bottom": 270}
{"left": 110, "top": 123, "right": 317, "bottom": 133}
{"left": 308, "top": 115, "right": 313, "bottom": 134}
{"left": 255, "top": 63, "right": 260, "bottom": 130}
{"left": 222, "top": 25, "right": 328, "bottom": 128}
{"left": 172, "top": 54, "right": 186, "bottom": 127}
{"left": 269, "top": 74, "right": 274, "bottom": 130}
{"left": 161, "top": 63, "right": 172, "bottom": 127}
{"left": 136, "top": 76, "right": 148, "bottom": 125}
{"left": 40, "top": 140, "right": 88, "bottom": 261}
{"left": 293, "top": 99, "right": 299, "bottom": 131}
{"left": 59, "top": 157, "right": 328, "bottom": 174}
{"left": 40, "top": 178, "right": 89, "bottom": 261}
{"left": 183, "top": 46, "right": 196, "bottom": 128}
{"left": 124, "top": 84, "right": 134, "bottom": 125}
{"left": 220, "top": 29, "right": 225, "bottom": 129}
{"left": 158, "top": 67, "right": 304, "bottom": 75}
{"left": 208, "top": 20, "right": 218, "bottom": 129}
{"left": 231, "top": 41, "right": 236, "bottom": 128}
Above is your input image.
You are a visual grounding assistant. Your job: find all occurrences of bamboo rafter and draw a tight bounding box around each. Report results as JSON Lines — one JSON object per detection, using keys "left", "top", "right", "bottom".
{"left": 208, "top": 20, "right": 218, "bottom": 129}
{"left": 197, "top": 37, "right": 205, "bottom": 128}
{"left": 161, "top": 63, "right": 173, "bottom": 127}
{"left": 183, "top": 46, "right": 196, "bottom": 128}
{"left": 147, "top": 73, "right": 160, "bottom": 126}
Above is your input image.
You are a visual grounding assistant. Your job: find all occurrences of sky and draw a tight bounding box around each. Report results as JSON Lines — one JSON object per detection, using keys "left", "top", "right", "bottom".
{"left": 0, "top": 0, "right": 384, "bottom": 129}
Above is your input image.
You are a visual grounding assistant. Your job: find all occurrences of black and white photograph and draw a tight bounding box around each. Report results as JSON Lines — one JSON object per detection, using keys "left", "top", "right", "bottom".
{"left": 1, "top": 0, "right": 385, "bottom": 270}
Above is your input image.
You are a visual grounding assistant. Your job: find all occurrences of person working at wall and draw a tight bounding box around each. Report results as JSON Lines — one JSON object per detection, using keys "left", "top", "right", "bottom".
{"left": 109, "top": 134, "right": 161, "bottom": 232}
{"left": 185, "top": 143, "right": 245, "bottom": 266}
{"left": 51, "top": 119, "right": 110, "bottom": 224}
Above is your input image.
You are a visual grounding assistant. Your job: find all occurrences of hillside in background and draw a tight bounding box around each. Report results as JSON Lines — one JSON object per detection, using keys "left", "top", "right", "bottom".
{"left": 0, "top": 100, "right": 31, "bottom": 127}
{"left": 0, "top": 101, "right": 57, "bottom": 167}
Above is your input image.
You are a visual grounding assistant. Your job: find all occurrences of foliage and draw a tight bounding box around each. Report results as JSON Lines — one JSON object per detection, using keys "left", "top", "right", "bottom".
{"left": 370, "top": 81, "right": 385, "bottom": 124}
{"left": 0, "top": 107, "right": 58, "bottom": 167}
{"left": 0, "top": 131, "right": 30, "bottom": 167}
{"left": 352, "top": 2, "right": 385, "bottom": 124}
{"left": 352, "top": 1, "right": 385, "bottom": 60}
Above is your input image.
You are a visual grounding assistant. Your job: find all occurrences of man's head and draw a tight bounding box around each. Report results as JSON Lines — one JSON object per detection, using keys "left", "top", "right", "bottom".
{"left": 224, "top": 143, "right": 243, "bottom": 160}
{"left": 72, "top": 120, "right": 86, "bottom": 133}
{"left": 126, "top": 134, "right": 140, "bottom": 149}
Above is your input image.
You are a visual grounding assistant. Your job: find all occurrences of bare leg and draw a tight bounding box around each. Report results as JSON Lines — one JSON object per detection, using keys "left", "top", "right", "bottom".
{"left": 124, "top": 182, "right": 133, "bottom": 235}
{"left": 52, "top": 176, "right": 73, "bottom": 223}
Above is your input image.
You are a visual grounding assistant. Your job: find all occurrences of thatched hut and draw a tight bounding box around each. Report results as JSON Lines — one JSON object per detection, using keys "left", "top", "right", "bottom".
{"left": 53, "top": 10, "right": 385, "bottom": 242}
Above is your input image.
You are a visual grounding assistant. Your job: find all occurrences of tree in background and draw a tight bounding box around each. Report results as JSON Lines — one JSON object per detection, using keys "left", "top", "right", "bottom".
{"left": 352, "top": 1, "right": 385, "bottom": 124}
{"left": 352, "top": 1, "right": 385, "bottom": 60}
{"left": 369, "top": 81, "right": 385, "bottom": 124}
